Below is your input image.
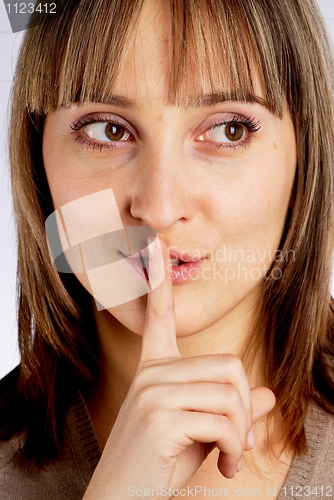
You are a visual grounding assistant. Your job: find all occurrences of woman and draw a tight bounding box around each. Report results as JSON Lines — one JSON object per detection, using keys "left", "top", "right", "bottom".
{"left": 1, "top": 0, "right": 334, "bottom": 498}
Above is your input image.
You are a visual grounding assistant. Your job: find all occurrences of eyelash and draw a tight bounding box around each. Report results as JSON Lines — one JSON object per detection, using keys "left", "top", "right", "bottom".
{"left": 70, "top": 116, "right": 129, "bottom": 152}
{"left": 210, "top": 115, "right": 261, "bottom": 150}
{"left": 69, "top": 114, "right": 261, "bottom": 152}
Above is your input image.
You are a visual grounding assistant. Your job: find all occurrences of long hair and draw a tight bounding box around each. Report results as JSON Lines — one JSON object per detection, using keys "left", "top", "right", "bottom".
{"left": 1, "top": 0, "right": 334, "bottom": 467}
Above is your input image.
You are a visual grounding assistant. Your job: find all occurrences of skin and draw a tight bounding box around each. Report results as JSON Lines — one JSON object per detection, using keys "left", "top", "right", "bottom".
{"left": 42, "top": 1, "right": 297, "bottom": 497}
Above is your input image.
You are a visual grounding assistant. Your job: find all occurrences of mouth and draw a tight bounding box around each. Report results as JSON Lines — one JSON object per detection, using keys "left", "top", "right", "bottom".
{"left": 169, "top": 257, "right": 205, "bottom": 284}
{"left": 120, "top": 247, "right": 206, "bottom": 285}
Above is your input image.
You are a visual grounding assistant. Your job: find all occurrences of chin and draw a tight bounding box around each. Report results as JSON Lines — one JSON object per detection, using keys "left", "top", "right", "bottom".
{"left": 102, "top": 293, "right": 224, "bottom": 339}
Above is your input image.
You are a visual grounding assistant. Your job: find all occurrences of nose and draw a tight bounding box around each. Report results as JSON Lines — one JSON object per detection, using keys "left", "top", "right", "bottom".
{"left": 129, "top": 146, "right": 196, "bottom": 232}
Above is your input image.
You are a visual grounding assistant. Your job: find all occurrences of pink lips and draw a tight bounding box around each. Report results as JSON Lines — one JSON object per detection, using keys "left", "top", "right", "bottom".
{"left": 168, "top": 248, "right": 205, "bottom": 284}
{"left": 122, "top": 248, "right": 205, "bottom": 285}
{"left": 171, "top": 260, "right": 205, "bottom": 283}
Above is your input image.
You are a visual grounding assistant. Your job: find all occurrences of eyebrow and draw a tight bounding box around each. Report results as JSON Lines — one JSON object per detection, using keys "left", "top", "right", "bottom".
{"left": 190, "top": 92, "right": 272, "bottom": 111}
{"left": 72, "top": 92, "right": 272, "bottom": 112}
{"left": 99, "top": 95, "right": 138, "bottom": 110}
{"left": 67, "top": 95, "right": 138, "bottom": 111}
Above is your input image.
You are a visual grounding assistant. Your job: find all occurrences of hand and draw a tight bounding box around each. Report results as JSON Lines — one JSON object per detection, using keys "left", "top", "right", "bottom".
{"left": 83, "top": 237, "right": 275, "bottom": 499}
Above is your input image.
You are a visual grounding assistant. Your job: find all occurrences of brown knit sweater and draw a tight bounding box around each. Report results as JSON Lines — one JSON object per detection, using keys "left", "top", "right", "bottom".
{"left": 0, "top": 392, "right": 333, "bottom": 499}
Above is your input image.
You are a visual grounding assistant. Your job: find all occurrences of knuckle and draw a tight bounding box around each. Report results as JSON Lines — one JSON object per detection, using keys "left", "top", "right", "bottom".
{"left": 221, "top": 383, "right": 241, "bottom": 406}
{"left": 134, "top": 364, "right": 160, "bottom": 389}
{"left": 214, "top": 353, "right": 229, "bottom": 365}
{"left": 223, "top": 353, "right": 243, "bottom": 371}
{"left": 213, "top": 353, "right": 244, "bottom": 377}
{"left": 213, "top": 413, "right": 230, "bottom": 433}
{"left": 135, "top": 385, "right": 161, "bottom": 410}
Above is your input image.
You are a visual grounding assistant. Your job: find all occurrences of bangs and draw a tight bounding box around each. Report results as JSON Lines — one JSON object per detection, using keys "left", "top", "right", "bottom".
{"left": 167, "top": 0, "right": 284, "bottom": 114}
{"left": 21, "top": 0, "right": 290, "bottom": 117}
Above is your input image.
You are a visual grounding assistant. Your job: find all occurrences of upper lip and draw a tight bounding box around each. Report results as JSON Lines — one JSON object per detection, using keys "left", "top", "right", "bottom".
{"left": 121, "top": 247, "right": 205, "bottom": 262}
{"left": 123, "top": 248, "right": 205, "bottom": 262}
{"left": 167, "top": 248, "right": 204, "bottom": 263}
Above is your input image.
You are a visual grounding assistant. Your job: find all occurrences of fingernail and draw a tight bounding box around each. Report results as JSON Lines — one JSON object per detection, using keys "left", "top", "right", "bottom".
{"left": 247, "top": 427, "right": 255, "bottom": 448}
{"left": 237, "top": 456, "right": 244, "bottom": 472}
{"left": 147, "top": 237, "right": 156, "bottom": 259}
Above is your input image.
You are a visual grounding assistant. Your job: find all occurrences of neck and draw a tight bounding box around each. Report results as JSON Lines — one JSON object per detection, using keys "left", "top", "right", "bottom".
{"left": 83, "top": 290, "right": 265, "bottom": 448}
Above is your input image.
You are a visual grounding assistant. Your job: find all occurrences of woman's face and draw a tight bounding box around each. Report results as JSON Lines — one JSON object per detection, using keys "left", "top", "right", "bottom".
{"left": 43, "top": 0, "right": 297, "bottom": 339}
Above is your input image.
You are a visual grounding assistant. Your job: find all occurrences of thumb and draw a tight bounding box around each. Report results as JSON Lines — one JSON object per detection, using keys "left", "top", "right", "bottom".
{"left": 250, "top": 386, "right": 276, "bottom": 424}
{"left": 243, "top": 387, "right": 275, "bottom": 451}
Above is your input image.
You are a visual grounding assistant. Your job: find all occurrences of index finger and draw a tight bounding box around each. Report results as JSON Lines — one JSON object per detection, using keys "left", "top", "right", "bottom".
{"left": 140, "top": 236, "right": 181, "bottom": 362}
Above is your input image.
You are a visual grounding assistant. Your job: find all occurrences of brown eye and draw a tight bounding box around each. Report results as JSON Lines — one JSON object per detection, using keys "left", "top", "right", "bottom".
{"left": 197, "top": 120, "right": 248, "bottom": 145}
{"left": 225, "top": 123, "right": 244, "bottom": 141}
{"left": 83, "top": 121, "right": 131, "bottom": 143}
{"left": 105, "top": 123, "right": 127, "bottom": 141}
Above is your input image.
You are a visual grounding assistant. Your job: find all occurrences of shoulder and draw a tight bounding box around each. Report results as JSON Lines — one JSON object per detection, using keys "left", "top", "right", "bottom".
{"left": 281, "top": 401, "right": 334, "bottom": 497}
{"left": 0, "top": 437, "right": 88, "bottom": 500}
{"left": 305, "top": 402, "right": 334, "bottom": 486}
{"left": 0, "top": 436, "right": 26, "bottom": 499}
{"left": 0, "top": 388, "right": 100, "bottom": 500}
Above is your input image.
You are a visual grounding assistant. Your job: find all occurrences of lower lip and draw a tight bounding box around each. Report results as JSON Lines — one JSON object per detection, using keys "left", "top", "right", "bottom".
{"left": 123, "top": 254, "right": 205, "bottom": 285}
{"left": 171, "top": 259, "right": 205, "bottom": 284}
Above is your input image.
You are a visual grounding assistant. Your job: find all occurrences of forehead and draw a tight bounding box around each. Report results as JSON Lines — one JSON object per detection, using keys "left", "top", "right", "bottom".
{"left": 29, "top": 0, "right": 285, "bottom": 116}
{"left": 115, "top": 1, "right": 171, "bottom": 104}
{"left": 112, "top": 0, "right": 263, "bottom": 109}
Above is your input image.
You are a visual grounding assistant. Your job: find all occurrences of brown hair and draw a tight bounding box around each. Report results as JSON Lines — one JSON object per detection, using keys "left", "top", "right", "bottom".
{"left": 1, "top": 0, "right": 334, "bottom": 467}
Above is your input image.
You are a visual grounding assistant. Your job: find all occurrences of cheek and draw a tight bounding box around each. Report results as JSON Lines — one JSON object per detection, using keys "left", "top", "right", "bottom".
{"left": 203, "top": 150, "right": 296, "bottom": 251}
{"left": 43, "top": 128, "right": 74, "bottom": 207}
{"left": 43, "top": 121, "right": 98, "bottom": 209}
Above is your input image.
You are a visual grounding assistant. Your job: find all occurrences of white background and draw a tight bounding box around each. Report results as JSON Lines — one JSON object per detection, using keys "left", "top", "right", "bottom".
{"left": 1, "top": 1, "right": 334, "bottom": 380}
